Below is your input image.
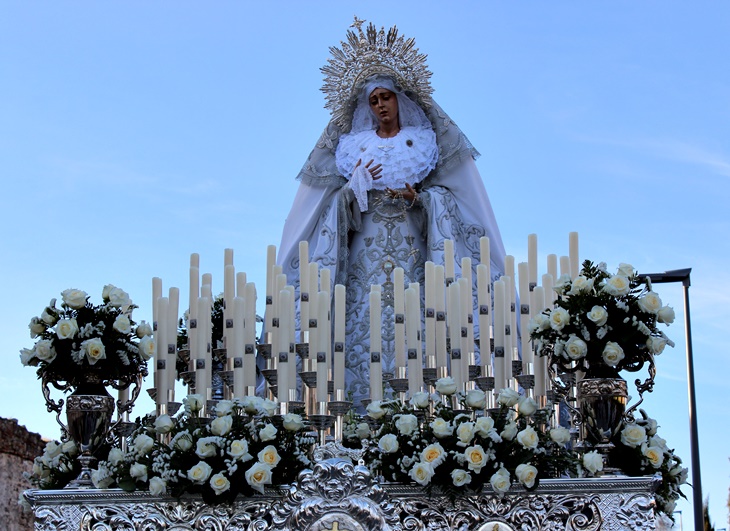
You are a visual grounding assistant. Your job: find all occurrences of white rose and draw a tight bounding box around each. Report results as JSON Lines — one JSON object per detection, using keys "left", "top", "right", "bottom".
{"left": 187, "top": 461, "right": 213, "bottom": 484}
{"left": 670, "top": 465, "right": 689, "bottom": 485}
{"left": 490, "top": 467, "right": 511, "bottom": 494}
{"left": 214, "top": 400, "right": 234, "bottom": 417}
{"left": 451, "top": 469, "right": 472, "bottom": 487}
{"left": 132, "top": 434, "right": 154, "bottom": 455}
{"left": 61, "top": 289, "right": 88, "bottom": 309}
{"left": 259, "top": 423, "right": 278, "bottom": 442}
{"left": 554, "top": 274, "right": 572, "bottom": 293}
{"left": 435, "top": 376, "right": 457, "bottom": 396}
{"left": 430, "top": 417, "right": 453, "bottom": 438}
{"left": 657, "top": 306, "right": 675, "bottom": 324}
{"left": 617, "top": 263, "right": 635, "bottom": 277}
{"left": 102, "top": 284, "right": 115, "bottom": 300}
{"left": 366, "top": 400, "right": 387, "bottom": 419}
{"left": 260, "top": 398, "right": 278, "bottom": 416}
{"left": 108, "top": 287, "right": 131, "bottom": 308}
{"left": 106, "top": 447, "right": 124, "bottom": 465}
{"left": 355, "top": 422, "right": 371, "bottom": 439}
{"left": 378, "top": 433, "right": 399, "bottom": 454}
{"left": 196, "top": 437, "right": 218, "bottom": 458}
{"left": 620, "top": 424, "right": 647, "bottom": 448}
{"left": 549, "top": 307, "right": 570, "bottom": 331}
{"left": 55, "top": 318, "right": 78, "bottom": 340}
{"left": 529, "top": 313, "right": 550, "bottom": 334}
{"left": 41, "top": 308, "right": 57, "bottom": 325}
{"left": 136, "top": 320, "right": 153, "bottom": 338}
{"left": 602, "top": 341, "right": 625, "bottom": 367}
{"left": 465, "top": 389, "right": 487, "bottom": 409}
{"left": 130, "top": 463, "right": 148, "bottom": 483}
{"left": 210, "top": 472, "right": 231, "bottom": 495}
{"left": 228, "top": 439, "right": 252, "bottom": 461}
{"left": 583, "top": 450, "right": 604, "bottom": 474}
{"left": 258, "top": 445, "right": 281, "bottom": 467}
{"left": 515, "top": 463, "right": 538, "bottom": 488}
{"left": 409, "top": 391, "right": 430, "bottom": 409}
{"left": 282, "top": 413, "right": 305, "bottom": 431}
{"left": 113, "top": 314, "right": 132, "bottom": 334}
{"left": 29, "top": 317, "right": 46, "bottom": 338}
{"left": 19, "top": 348, "right": 35, "bottom": 366}
{"left": 565, "top": 335, "right": 588, "bottom": 360}
{"left": 239, "top": 396, "right": 261, "bottom": 414}
{"left": 642, "top": 445, "right": 665, "bottom": 468}
{"left": 549, "top": 427, "right": 571, "bottom": 446}
{"left": 475, "top": 416, "right": 498, "bottom": 438}
{"left": 154, "top": 414, "right": 175, "bottom": 434}
{"left": 172, "top": 432, "right": 193, "bottom": 452}
{"left": 148, "top": 476, "right": 167, "bottom": 495}
{"left": 456, "top": 422, "right": 476, "bottom": 446}
{"left": 638, "top": 292, "right": 663, "bottom": 314}
{"left": 500, "top": 421, "right": 518, "bottom": 441}
{"left": 602, "top": 275, "right": 630, "bottom": 296}
{"left": 34, "top": 340, "right": 57, "bottom": 363}
{"left": 646, "top": 336, "right": 668, "bottom": 355}
{"left": 185, "top": 394, "right": 205, "bottom": 414}
{"left": 516, "top": 426, "right": 539, "bottom": 450}
{"left": 568, "top": 276, "right": 594, "bottom": 295}
{"left": 138, "top": 336, "right": 156, "bottom": 361}
{"left": 245, "top": 462, "right": 272, "bottom": 494}
{"left": 517, "top": 396, "right": 538, "bottom": 417}
{"left": 395, "top": 414, "right": 419, "bottom": 436}
{"left": 91, "top": 466, "right": 114, "bottom": 489}
{"left": 210, "top": 415, "right": 233, "bottom": 436}
{"left": 586, "top": 305, "right": 608, "bottom": 327}
{"left": 497, "top": 388, "right": 520, "bottom": 407}
{"left": 408, "top": 462, "right": 434, "bottom": 486}
{"left": 643, "top": 417, "right": 658, "bottom": 436}
{"left": 82, "top": 338, "right": 106, "bottom": 365}
{"left": 464, "top": 444, "right": 489, "bottom": 472}
{"left": 421, "top": 443, "right": 447, "bottom": 467}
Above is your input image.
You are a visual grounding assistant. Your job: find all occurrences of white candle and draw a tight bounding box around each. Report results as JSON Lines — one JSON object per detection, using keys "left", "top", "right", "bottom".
{"left": 188, "top": 266, "right": 199, "bottom": 367}
{"left": 533, "top": 286, "right": 547, "bottom": 397}
{"left": 394, "top": 267, "right": 405, "bottom": 372}
{"left": 156, "top": 296, "right": 169, "bottom": 409}
{"left": 197, "top": 296, "right": 211, "bottom": 398}
{"left": 201, "top": 273, "right": 212, "bottom": 293}
{"left": 320, "top": 267, "right": 331, "bottom": 297}
{"left": 424, "top": 261, "right": 436, "bottom": 368}
{"left": 369, "top": 287, "right": 383, "bottom": 401}
{"left": 458, "top": 276, "right": 471, "bottom": 381}
{"left": 277, "top": 289, "right": 292, "bottom": 403}
{"left": 409, "top": 281, "right": 424, "bottom": 387}
{"left": 167, "top": 287, "right": 180, "bottom": 399}
{"left": 334, "top": 284, "right": 346, "bottom": 394}
{"left": 243, "top": 282, "right": 257, "bottom": 391}
{"left": 476, "top": 264, "right": 490, "bottom": 371}
{"left": 405, "top": 286, "right": 420, "bottom": 395}
{"left": 479, "top": 236, "right": 490, "bottom": 267}
{"left": 434, "top": 264, "right": 448, "bottom": 372}
{"left": 569, "top": 232, "right": 579, "bottom": 279}
{"left": 493, "top": 280, "right": 507, "bottom": 392}
{"left": 190, "top": 253, "right": 200, "bottom": 269}
{"left": 236, "top": 272, "right": 246, "bottom": 298}
{"left": 224, "top": 248, "right": 233, "bottom": 267}
{"left": 542, "top": 273, "right": 555, "bottom": 306}
{"left": 448, "top": 282, "right": 463, "bottom": 388}
{"left": 518, "top": 263, "right": 533, "bottom": 367}
{"left": 528, "top": 234, "right": 538, "bottom": 287}
{"left": 560, "top": 255, "right": 571, "bottom": 278}
{"left": 316, "top": 290, "right": 330, "bottom": 402}
{"left": 233, "top": 296, "right": 245, "bottom": 398}
{"left": 444, "top": 239, "right": 455, "bottom": 281}
{"left": 299, "top": 241, "right": 310, "bottom": 336}
{"left": 547, "top": 254, "right": 558, "bottom": 284}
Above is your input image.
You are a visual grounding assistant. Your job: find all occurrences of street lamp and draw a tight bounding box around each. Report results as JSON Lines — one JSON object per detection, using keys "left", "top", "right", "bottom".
{"left": 638, "top": 268, "right": 701, "bottom": 531}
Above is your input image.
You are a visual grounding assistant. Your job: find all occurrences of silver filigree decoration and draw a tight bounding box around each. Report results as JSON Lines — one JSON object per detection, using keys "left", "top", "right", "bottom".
{"left": 321, "top": 17, "right": 433, "bottom": 131}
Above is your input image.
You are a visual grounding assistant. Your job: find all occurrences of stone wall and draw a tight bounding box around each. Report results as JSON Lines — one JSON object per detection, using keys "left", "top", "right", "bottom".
{"left": 0, "top": 418, "right": 46, "bottom": 531}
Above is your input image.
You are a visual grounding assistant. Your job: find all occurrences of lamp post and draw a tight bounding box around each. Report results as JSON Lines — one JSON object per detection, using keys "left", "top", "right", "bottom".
{"left": 638, "top": 268, "right": 701, "bottom": 531}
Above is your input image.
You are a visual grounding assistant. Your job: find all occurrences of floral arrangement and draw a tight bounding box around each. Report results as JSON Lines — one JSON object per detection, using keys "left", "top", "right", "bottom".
{"left": 530, "top": 261, "right": 675, "bottom": 377}
{"left": 25, "top": 439, "right": 80, "bottom": 490}
{"left": 20, "top": 285, "right": 152, "bottom": 389}
{"left": 357, "top": 379, "right": 577, "bottom": 494}
{"left": 91, "top": 394, "right": 315, "bottom": 504}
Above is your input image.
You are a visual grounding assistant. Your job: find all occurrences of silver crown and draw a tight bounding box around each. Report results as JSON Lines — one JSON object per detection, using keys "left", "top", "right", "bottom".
{"left": 321, "top": 17, "right": 433, "bottom": 131}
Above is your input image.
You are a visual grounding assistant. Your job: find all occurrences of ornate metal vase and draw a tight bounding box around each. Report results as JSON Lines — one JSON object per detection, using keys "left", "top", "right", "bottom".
{"left": 576, "top": 377, "right": 628, "bottom": 451}
{"left": 65, "top": 381, "right": 115, "bottom": 488}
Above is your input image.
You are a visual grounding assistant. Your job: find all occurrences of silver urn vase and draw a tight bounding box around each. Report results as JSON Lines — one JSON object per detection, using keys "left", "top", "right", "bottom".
{"left": 576, "top": 377, "right": 628, "bottom": 467}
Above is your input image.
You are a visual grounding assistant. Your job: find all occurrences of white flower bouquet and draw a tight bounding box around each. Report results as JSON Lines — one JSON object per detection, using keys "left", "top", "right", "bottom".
{"left": 21, "top": 285, "right": 151, "bottom": 389}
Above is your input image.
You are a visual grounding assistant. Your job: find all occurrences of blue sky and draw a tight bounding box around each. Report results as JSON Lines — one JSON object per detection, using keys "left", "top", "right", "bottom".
{"left": 1, "top": 2, "right": 728, "bottom": 527}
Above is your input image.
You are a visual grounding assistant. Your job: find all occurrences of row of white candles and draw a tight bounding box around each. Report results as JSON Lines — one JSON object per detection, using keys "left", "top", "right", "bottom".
{"left": 150, "top": 232, "right": 580, "bottom": 411}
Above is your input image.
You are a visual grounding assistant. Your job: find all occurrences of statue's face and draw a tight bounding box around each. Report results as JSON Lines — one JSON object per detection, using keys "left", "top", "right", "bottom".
{"left": 369, "top": 88, "right": 399, "bottom": 128}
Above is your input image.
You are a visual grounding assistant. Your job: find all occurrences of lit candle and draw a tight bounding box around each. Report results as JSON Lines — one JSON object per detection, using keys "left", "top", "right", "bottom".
{"left": 405, "top": 286, "right": 420, "bottom": 394}
{"left": 369, "top": 287, "right": 383, "bottom": 401}
{"left": 444, "top": 239, "right": 455, "bottom": 282}
{"left": 569, "top": 232, "right": 579, "bottom": 279}
{"left": 394, "top": 267, "right": 405, "bottom": 372}
{"left": 476, "top": 264, "right": 490, "bottom": 372}
{"left": 334, "top": 284, "right": 346, "bottom": 395}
